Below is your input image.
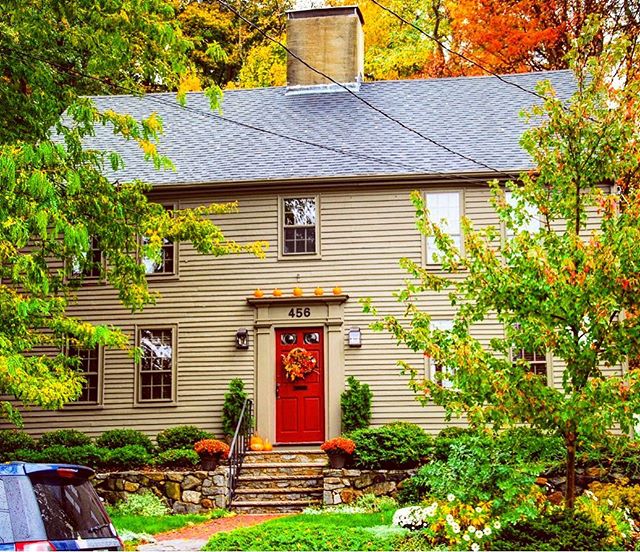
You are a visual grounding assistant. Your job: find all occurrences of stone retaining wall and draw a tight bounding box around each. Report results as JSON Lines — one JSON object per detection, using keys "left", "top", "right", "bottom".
{"left": 92, "top": 467, "right": 229, "bottom": 514}
{"left": 323, "top": 468, "right": 416, "bottom": 505}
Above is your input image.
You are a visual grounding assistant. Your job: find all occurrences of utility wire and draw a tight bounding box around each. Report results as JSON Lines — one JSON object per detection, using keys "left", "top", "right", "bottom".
{"left": 3, "top": 45, "right": 429, "bottom": 175}
{"left": 213, "top": 0, "right": 502, "bottom": 174}
{"left": 368, "top": 0, "right": 547, "bottom": 102}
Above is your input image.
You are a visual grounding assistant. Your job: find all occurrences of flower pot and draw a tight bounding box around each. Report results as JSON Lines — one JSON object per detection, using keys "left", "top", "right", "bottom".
{"left": 328, "top": 452, "right": 348, "bottom": 469}
{"left": 201, "top": 456, "right": 220, "bottom": 471}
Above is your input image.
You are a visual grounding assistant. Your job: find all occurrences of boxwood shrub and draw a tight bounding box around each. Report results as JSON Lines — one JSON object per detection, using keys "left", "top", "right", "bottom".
{"left": 96, "top": 428, "right": 155, "bottom": 453}
{"left": 10, "top": 444, "right": 110, "bottom": 467}
{"left": 38, "top": 429, "right": 92, "bottom": 449}
{"left": 105, "top": 445, "right": 153, "bottom": 470}
{"left": 350, "top": 422, "right": 433, "bottom": 469}
{"left": 156, "top": 425, "right": 213, "bottom": 452}
{"left": 155, "top": 448, "right": 200, "bottom": 469}
{"left": 0, "top": 430, "right": 36, "bottom": 461}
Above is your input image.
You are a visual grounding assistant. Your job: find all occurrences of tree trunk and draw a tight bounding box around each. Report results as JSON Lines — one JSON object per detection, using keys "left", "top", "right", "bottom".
{"left": 565, "top": 430, "right": 577, "bottom": 509}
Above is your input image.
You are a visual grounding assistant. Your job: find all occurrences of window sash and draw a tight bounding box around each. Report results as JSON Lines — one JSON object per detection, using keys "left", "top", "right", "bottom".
{"left": 514, "top": 348, "right": 548, "bottom": 377}
{"left": 67, "top": 346, "right": 100, "bottom": 404}
{"left": 138, "top": 328, "right": 174, "bottom": 402}
{"left": 143, "top": 236, "right": 175, "bottom": 275}
{"left": 429, "top": 320, "right": 455, "bottom": 388}
{"left": 425, "top": 192, "right": 461, "bottom": 264}
{"left": 71, "top": 237, "right": 103, "bottom": 279}
{"left": 282, "top": 198, "right": 317, "bottom": 255}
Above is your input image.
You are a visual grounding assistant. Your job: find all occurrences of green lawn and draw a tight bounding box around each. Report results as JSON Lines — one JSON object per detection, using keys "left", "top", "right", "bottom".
{"left": 112, "top": 510, "right": 228, "bottom": 536}
{"left": 203, "top": 509, "right": 408, "bottom": 551}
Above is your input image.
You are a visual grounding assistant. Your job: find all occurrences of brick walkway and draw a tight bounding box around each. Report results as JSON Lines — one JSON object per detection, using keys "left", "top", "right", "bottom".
{"left": 137, "top": 514, "right": 285, "bottom": 552}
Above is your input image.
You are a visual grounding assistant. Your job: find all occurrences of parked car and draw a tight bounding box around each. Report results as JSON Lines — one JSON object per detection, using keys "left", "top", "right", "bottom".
{"left": 0, "top": 462, "right": 122, "bottom": 551}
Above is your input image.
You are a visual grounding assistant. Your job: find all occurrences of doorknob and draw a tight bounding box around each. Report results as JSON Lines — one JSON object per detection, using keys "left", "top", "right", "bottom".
{"left": 276, "top": 383, "right": 280, "bottom": 399}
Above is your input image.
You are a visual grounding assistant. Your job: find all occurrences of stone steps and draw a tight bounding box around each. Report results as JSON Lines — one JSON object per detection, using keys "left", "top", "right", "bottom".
{"left": 230, "top": 449, "right": 328, "bottom": 513}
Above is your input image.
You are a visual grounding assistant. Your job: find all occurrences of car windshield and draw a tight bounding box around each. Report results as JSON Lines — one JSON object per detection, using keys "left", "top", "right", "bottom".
{"left": 30, "top": 475, "right": 116, "bottom": 540}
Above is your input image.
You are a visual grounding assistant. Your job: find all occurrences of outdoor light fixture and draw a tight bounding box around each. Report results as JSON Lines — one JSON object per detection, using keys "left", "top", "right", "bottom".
{"left": 235, "top": 328, "right": 249, "bottom": 349}
{"left": 348, "top": 327, "right": 362, "bottom": 347}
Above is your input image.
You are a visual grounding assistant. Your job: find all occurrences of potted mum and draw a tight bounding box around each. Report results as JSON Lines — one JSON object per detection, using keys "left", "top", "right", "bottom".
{"left": 320, "top": 437, "right": 356, "bottom": 469}
{"left": 194, "top": 438, "right": 230, "bottom": 471}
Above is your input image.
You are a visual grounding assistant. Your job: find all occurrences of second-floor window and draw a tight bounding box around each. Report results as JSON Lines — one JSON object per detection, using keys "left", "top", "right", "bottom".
{"left": 282, "top": 197, "right": 317, "bottom": 255}
{"left": 505, "top": 191, "right": 540, "bottom": 239}
{"left": 143, "top": 236, "right": 175, "bottom": 275}
{"left": 71, "top": 237, "right": 103, "bottom": 279}
{"left": 67, "top": 346, "right": 101, "bottom": 404}
{"left": 425, "top": 192, "right": 461, "bottom": 264}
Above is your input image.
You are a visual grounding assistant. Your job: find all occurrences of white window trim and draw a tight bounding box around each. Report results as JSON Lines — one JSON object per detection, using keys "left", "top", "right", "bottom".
{"left": 422, "top": 189, "right": 464, "bottom": 267}
{"left": 278, "top": 195, "right": 322, "bottom": 260}
{"left": 426, "top": 320, "right": 455, "bottom": 388}
{"left": 509, "top": 347, "right": 552, "bottom": 386}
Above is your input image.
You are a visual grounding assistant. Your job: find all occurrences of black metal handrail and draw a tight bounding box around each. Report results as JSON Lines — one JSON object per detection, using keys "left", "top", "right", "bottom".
{"left": 227, "top": 398, "right": 253, "bottom": 506}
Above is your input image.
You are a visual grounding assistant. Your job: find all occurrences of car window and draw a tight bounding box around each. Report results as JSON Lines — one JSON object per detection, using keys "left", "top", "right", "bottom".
{"left": 30, "top": 476, "right": 116, "bottom": 540}
{"left": 0, "top": 478, "right": 12, "bottom": 543}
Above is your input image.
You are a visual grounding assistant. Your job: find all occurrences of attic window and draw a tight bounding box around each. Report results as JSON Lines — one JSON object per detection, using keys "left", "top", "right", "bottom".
{"left": 282, "top": 197, "right": 318, "bottom": 255}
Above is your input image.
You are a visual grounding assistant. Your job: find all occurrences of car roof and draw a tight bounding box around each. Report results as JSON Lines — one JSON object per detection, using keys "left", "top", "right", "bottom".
{"left": 0, "top": 462, "right": 94, "bottom": 478}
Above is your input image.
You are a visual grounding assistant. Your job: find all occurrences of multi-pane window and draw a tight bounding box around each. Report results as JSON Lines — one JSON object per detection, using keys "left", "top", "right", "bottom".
{"left": 429, "top": 320, "right": 455, "bottom": 388}
{"left": 142, "top": 236, "right": 175, "bottom": 275}
{"left": 505, "top": 191, "right": 540, "bottom": 238}
{"left": 67, "top": 346, "right": 100, "bottom": 404}
{"left": 282, "top": 198, "right": 317, "bottom": 255}
{"left": 425, "top": 192, "right": 461, "bottom": 264}
{"left": 514, "top": 349, "right": 548, "bottom": 377}
{"left": 138, "top": 328, "right": 174, "bottom": 401}
{"left": 71, "top": 237, "right": 103, "bottom": 279}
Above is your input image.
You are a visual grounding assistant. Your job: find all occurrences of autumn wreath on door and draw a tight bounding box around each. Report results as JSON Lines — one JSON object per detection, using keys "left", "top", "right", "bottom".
{"left": 282, "top": 347, "right": 317, "bottom": 381}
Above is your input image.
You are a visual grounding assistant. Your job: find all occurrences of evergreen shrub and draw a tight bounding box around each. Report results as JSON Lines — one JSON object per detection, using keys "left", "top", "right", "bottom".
{"left": 222, "top": 378, "right": 250, "bottom": 438}
{"left": 0, "top": 430, "right": 36, "bottom": 461}
{"left": 155, "top": 448, "right": 199, "bottom": 468}
{"left": 96, "top": 428, "right": 155, "bottom": 453}
{"left": 341, "top": 376, "right": 373, "bottom": 433}
{"left": 39, "top": 429, "right": 92, "bottom": 449}
{"left": 156, "top": 425, "right": 213, "bottom": 452}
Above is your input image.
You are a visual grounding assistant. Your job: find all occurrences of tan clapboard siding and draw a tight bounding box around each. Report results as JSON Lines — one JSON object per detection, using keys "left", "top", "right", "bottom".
{"left": 6, "top": 181, "right": 614, "bottom": 438}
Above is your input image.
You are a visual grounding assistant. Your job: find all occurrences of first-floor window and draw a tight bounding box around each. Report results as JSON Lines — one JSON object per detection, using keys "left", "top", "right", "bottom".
{"left": 67, "top": 346, "right": 101, "bottom": 404}
{"left": 429, "top": 320, "right": 455, "bottom": 388}
{"left": 138, "top": 327, "right": 175, "bottom": 401}
{"left": 514, "top": 348, "right": 548, "bottom": 378}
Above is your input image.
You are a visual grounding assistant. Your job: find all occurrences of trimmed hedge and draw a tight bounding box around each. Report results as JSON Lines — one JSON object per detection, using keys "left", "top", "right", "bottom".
{"left": 39, "top": 429, "right": 92, "bottom": 449}
{"left": 350, "top": 422, "right": 433, "bottom": 469}
{"left": 0, "top": 430, "right": 36, "bottom": 461}
{"left": 96, "top": 428, "right": 155, "bottom": 453}
{"left": 156, "top": 425, "right": 214, "bottom": 452}
{"left": 155, "top": 448, "right": 200, "bottom": 469}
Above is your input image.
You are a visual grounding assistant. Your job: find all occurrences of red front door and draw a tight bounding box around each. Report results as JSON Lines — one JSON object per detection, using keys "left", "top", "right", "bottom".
{"left": 276, "top": 327, "right": 325, "bottom": 444}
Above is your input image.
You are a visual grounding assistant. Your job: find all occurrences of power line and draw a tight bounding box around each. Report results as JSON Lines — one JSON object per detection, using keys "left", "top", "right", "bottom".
{"left": 368, "top": 0, "right": 547, "bottom": 102}
{"left": 2, "top": 45, "right": 427, "bottom": 175}
{"left": 212, "top": 0, "right": 502, "bottom": 174}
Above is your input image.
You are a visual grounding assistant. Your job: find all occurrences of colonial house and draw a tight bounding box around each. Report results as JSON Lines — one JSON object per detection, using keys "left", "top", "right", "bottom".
{"left": 14, "top": 6, "right": 582, "bottom": 445}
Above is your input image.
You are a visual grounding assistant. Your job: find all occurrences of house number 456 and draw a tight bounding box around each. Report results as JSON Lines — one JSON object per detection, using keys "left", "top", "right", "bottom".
{"left": 288, "top": 307, "right": 311, "bottom": 318}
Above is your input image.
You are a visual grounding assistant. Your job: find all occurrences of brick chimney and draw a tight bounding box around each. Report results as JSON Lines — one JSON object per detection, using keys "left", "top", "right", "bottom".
{"left": 286, "top": 6, "right": 364, "bottom": 94}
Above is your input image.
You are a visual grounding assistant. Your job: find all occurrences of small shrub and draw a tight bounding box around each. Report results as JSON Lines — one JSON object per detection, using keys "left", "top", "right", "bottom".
{"left": 491, "top": 510, "right": 612, "bottom": 551}
{"left": 588, "top": 481, "right": 640, "bottom": 519}
{"left": 156, "top": 425, "right": 213, "bottom": 452}
{"left": 9, "top": 444, "right": 110, "bottom": 467}
{"left": 110, "top": 490, "right": 168, "bottom": 517}
{"left": 96, "top": 428, "right": 154, "bottom": 453}
{"left": 0, "top": 430, "right": 36, "bottom": 460}
{"left": 222, "top": 378, "right": 251, "bottom": 438}
{"left": 106, "top": 445, "right": 153, "bottom": 470}
{"left": 341, "top": 376, "right": 373, "bottom": 433}
{"left": 155, "top": 448, "right": 199, "bottom": 469}
{"left": 350, "top": 422, "right": 432, "bottom": 469}
{"left": 39, "top": 429, "right": 92, "bottom": 449}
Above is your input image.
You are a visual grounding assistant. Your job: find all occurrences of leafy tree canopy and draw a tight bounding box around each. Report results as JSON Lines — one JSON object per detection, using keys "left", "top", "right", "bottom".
{"left": 0, "top": 0, "right": 266, "bottom": 425}
{"left": 366, "top": 23, "right": 640, "bottom": 508}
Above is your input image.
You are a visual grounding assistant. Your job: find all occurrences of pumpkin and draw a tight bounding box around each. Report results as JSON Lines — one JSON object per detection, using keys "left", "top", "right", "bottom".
{"left": 293, "top": 287, "right": 303, "bottom": 297}
{"left": 314, "top": 287, "right": 324, "bottom": 296}
{"left": 263, "top": 439, "right": 273, "bottom": 451}
{"left": 250, "top": 435, "right": 263, "bottom": 446}
{"left": 332, "top": 286, "right": 342, "bottom": 295}
{"left": 253, "top": 288, "right": 264, "bottom": 298}
{"left": 250, "top": 442, "right": 264, "bottom": 451}
{"left": 273, "top": 288, "right": 283, "bottom": 297}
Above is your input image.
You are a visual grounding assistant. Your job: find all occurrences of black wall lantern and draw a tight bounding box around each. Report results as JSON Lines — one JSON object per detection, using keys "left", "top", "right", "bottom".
{"left": 235, "top": 328, "right": 249, "bottom": 349}
{"left": 348, "top": 327, "right": 362, "bottom": 347}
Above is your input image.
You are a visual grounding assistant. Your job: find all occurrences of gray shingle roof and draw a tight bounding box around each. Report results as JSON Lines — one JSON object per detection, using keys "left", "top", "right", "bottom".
{"left": 87, "top": 70, "right": 575, "bottom": 185}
